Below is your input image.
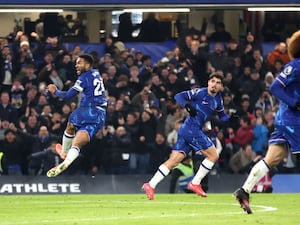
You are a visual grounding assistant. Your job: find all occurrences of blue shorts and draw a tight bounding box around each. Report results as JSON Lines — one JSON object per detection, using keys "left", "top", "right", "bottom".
{"left": 173, "top": 123, "right": 214, "bottom": 156}
{"left": 269, "top": 125, "right": 300, "bottom": 154}
{"left": 69, "top": 106, "right": 106, "bottom": 139}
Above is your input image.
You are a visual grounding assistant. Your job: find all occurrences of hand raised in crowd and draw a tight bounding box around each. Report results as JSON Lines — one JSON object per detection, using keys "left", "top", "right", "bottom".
{"left": 8, "top": 123, "right": 17, "bottom": 132}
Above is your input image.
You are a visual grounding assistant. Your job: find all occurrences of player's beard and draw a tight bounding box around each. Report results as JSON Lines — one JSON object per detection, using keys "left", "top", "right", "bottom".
{"left": 210, "top": 87, "right": 217, "bottom": 93}
{"left": 76, "top": 68, "right": 84, "bottom": 75}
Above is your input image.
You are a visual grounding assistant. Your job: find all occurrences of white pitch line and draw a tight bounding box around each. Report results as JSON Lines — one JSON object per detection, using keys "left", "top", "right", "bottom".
{"left": 2, "top": 201, "right": 277, "bottom": 225}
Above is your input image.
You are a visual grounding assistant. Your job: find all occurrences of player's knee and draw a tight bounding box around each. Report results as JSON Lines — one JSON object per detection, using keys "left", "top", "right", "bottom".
{"left": 165, "top": 159, "right": 180, "bottom": 169}
{"left": 66, "top": 123, "right": 76, "bottom": 134}
{"left": 206, "top": 152, "right": 219, "bottom": 163}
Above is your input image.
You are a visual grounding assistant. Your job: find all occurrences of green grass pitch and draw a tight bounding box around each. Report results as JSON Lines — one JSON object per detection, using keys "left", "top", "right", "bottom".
{"left": 1, "top": 193, "right": 299, "bottom": 225}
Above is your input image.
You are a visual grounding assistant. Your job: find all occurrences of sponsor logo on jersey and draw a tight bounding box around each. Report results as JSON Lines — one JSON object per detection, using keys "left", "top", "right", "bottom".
{"left": 281, "top": 65, "right": 293, "bottom": 78}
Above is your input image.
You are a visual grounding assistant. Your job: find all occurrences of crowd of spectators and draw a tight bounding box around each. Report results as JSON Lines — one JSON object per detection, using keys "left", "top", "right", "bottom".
{"left": 0, "top": 25, "right": 299, "bottom": 177}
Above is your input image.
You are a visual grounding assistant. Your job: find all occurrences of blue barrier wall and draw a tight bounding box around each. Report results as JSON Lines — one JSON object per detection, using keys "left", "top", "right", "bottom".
{"left": 64, "top": 41, "right": 276, "bottom": 64}
{"left": 272, "top": 174, "right": 300, "bottom": 193}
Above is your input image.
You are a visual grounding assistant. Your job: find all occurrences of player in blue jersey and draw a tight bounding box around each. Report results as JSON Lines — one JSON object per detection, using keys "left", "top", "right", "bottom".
{"left": 234, "top": 31, "right": 300, "bottom": 214}
{"left": 46, "top": 54, "right": 107, "bottom": 177}
{"left": 142, "top": 73, "right": 229, "bottom": 200}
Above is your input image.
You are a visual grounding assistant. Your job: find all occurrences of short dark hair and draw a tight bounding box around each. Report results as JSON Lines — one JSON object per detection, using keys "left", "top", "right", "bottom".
{"left": 208, "top": 72, "right": 224, "bottom": 83}
{"left": 241, "top": 115, "right": 251, "bottom": 125}
{"left": 79, "top": 54, "right": 94, "bottom": 66}
{"left": 4, "top": 129, "right": 15, "bottom": 136}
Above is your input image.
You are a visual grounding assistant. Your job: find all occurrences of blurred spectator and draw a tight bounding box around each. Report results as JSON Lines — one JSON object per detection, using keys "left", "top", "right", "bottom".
{"left": 186, "top": 38, "right": 209, "bottom": 87}
{"left": 148, "top": 132, "right": 172, "bottom": 173}
{"left": 209, "top": 22, "right": 232, "bottom": 42}
{"left": 139, "top": 55, "right": 153, "bottom": 86}
{"left": 255, "top": 89, "right": 275, "bottom": 114}
{"left": 0, "top": 52, "right": 15, "bottom": 93}
{"left": 181, "top": 68, "right": 199, "bottom": 90}
{"left": 262, "top": 13, "right": 283, "bottom": 41}
{"left": 226, "top": 39, "right": 242, "bottom": 58}
{"left": 131, "top": 85, "right": 156, "bottom": 112}
{"left": 271, "top": 59, "right": 285, "bottom": 77}
{"left": 104, "top": 35, "right": 117, "bottom": 57}
{"left": 38, "top": 65, "right": 64, "bottom": 90}
{"left": 150, "top": 74, "right": 167, "bottom": 100}
{"left": 28, "top": 140, "right": 61, "bottom": 175}
{"left": 165, "top": 72, "right": 185, "bottom": 98}
{"left": 229, "top": 144, "right": 261, "bottom": 174}
{"left": 131, "top": 109, "right": 157, "bottom": 174}
{"left": 165, "top": 105, "right": 183, "bottom": 136}
{"left": 118, "top": 12, "right": 138, "bottom": 42}
{"left": 178, "top": 34, "right": 192, "bottom": 59}
{"left": 71, "top": 18, "right": 86, "bottom": 40}
{"left": 127, "top": 66, "right": 142, "bottom": 97}
{"left": 267, "top": 42, "right": 290, "bottom": 72}
{"left": 34, "top": 94, "right": 49, "bottom": 114}
{"left": 231, "top": 116, "right": 254, "bottom": 149}
{"left": 10, "top": 78, "right": 25, "bottom": 112}
{"left": 138, "top": 12, "right": 163, "bottom": 42}
{"left": 251, "top": 116, "right": 269, "bottom": 156}
{"left": 99, "top": 53, "right": 114, "bottom": 74}
{"left": 0, "top": 91, "right": 18, "bottom": 124}
{"left": 56, "top": 53, "right": 77, "bottom": 87}
{"left": 245, "top": 48, "right": 265, "bottom": 70}
{"left": 208, "top": 42, "right": 228, "bottom": 72}
{"left": 237, "top": 65, "right": 251, "bottom": 86}
{"left": 10, "top": 123, "right": 59, "bottom": 156}
{"left": 253, "top": 59, "right": 268, "bottom": 80}
{"left": 49, "top": 112, "right": 64, "bottom": 136}
{"left": 240, "top": 69, "right": 266, "bottom": 109}
{"left": 36, "top": 50, "right": 54, "bottom": 74}
{"left": 123, "top": 111, "right": 140, "bottom": 172}
{"left": 167, "top": 119, "right": 184, "bottom": 147}
{"left": 265, "top": 71, "right": 275, "bottom": 88}
{"left": 19, "top": 114, "right": 40, "bottom": 135}
{"left": 19, "top": 86, "right": 38, "bottom": 118}
{"left": 110, "top": 99, "right": 128, "bottom": 128}
{"left": 70, "top": 44, "right": 83, "bottom": 62}
{"left": 21, "top": 63, "right": 38, "bottom": 90}
{"left": 120, "top": 54, "right": 136, "bottom": 77}
{"left": 0, "top": 120, "right": 10, "bottom": 140}
{"left": 263, "top": 110, "right": 275, "bottom": 136}
{"left": 107, "top": 65, "right": 119, "bottom": 86}
{"left": 240, "top": 32, "right": 263, "bottom": 67}
{"left": 0, "top": 128, "right": 25, "bottom": 175}
{"left": 222, "top": 90, "right": 237, "bottom": 117}
{"left": 223, "top": 72, "right": 240, "bottom": 97}
{"left": 104, "top": 125, "right": 131, "bottom": 174}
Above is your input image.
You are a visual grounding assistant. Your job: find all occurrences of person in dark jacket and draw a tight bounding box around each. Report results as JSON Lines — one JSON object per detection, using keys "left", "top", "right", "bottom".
{"left": 0, "top": 129, "right": 24, "bottom": 175}
{"left": 138, "top": 13, "right": 163, "bottom": 42}
{"left": 118, "top": 12, "right": 138, "bottom": 42}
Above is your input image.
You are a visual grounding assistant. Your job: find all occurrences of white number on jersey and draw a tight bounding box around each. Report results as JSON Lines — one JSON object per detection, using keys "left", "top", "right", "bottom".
{"left": 93, "top": 78, "right": 105, "bottom": 96}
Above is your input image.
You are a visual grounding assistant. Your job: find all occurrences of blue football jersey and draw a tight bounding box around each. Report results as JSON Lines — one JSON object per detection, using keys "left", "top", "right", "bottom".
{"left": 72, "top": 69, "right": 107, "bottom": 108}
{"left": 174, "top": 88, "right": 227, "bottom": 128}
{"left": 270, "top": 59, "right": 300, "bottom": 126}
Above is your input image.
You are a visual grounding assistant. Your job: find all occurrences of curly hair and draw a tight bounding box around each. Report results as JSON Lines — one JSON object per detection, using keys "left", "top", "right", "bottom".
{"left": 288, "top": 30, "right": 300, "bottom": 60}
